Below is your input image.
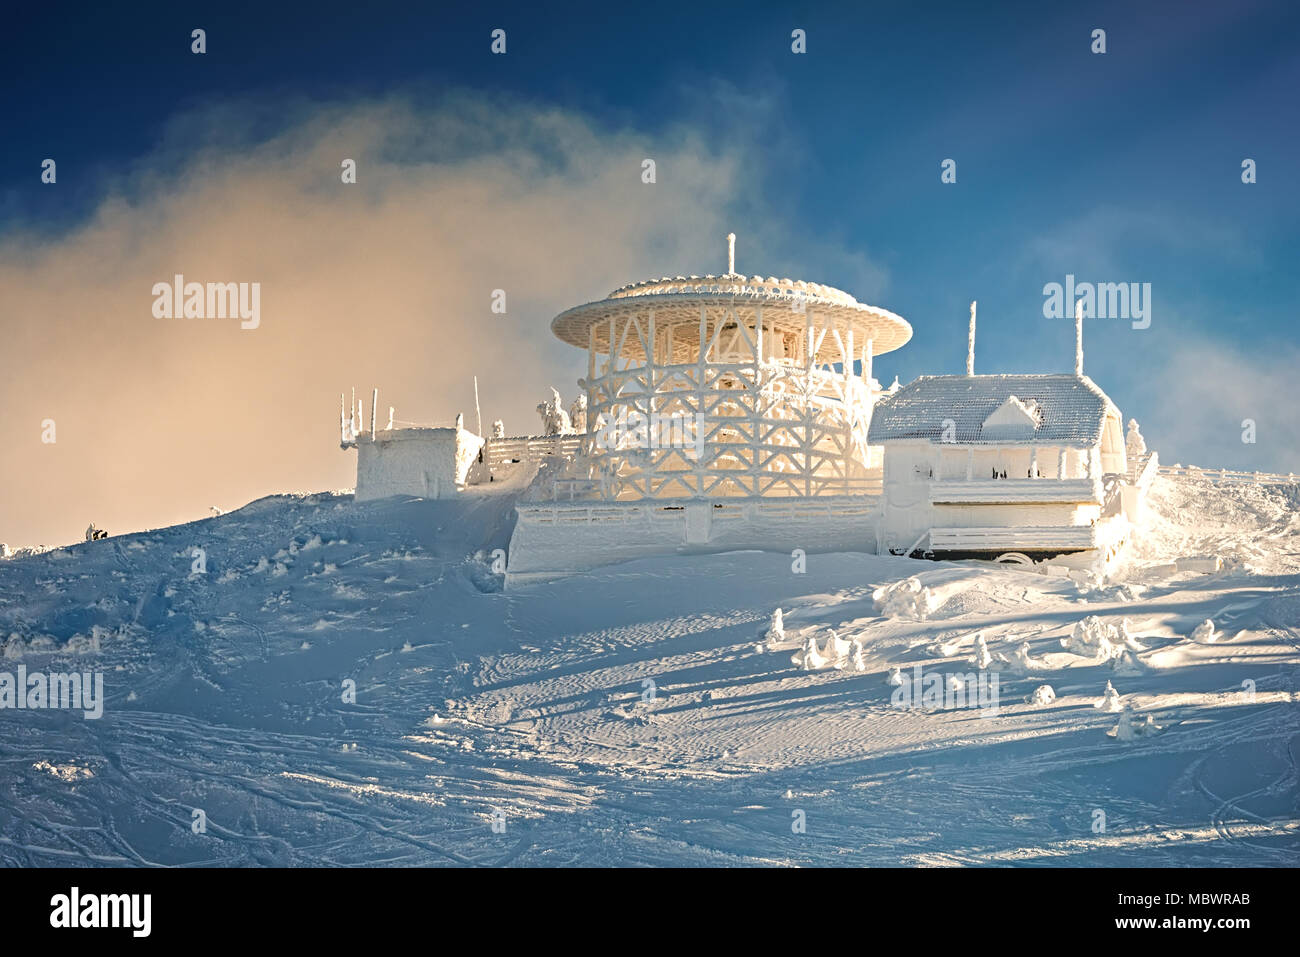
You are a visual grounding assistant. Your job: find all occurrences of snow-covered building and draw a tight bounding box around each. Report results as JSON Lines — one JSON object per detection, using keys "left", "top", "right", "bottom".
{"left": 351, "top": 425, "right": 485, "bottom": 501}
{"left": 337, "top": 393, "right": 485, "bottom": 501}
{"left": 504, "top": 235, "right": 912, "bottom": 582}
{"left": 867, "top": 373, "right": 1154, "bottom": 560}
{"left": 339, "top": 237, "right": 1158, "bottom": 583}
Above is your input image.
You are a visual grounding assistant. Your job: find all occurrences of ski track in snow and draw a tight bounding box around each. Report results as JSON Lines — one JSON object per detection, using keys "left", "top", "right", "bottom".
{"left": 0, "top": 478, "right": 1298, "bottom": 866}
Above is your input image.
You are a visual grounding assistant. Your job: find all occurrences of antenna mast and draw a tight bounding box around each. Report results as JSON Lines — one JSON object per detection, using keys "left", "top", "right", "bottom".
{"left": 473, "top": 376, "right": 483, "bottom": 436}
{"left": 967, "top": 300, "right": 976, "bottom": 375}
{"left": 1074, "top": 299, "right": 1084, "bottom": 376}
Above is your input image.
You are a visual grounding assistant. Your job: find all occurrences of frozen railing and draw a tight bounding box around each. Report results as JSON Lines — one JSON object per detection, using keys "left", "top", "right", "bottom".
{"left": 1159, "top": 464, "right": 1298, "bottom": 486}
{"left": 483, "top": 435, "right": 585, "bottom": 470}
{"left": 1102, "top": 473, "right": 1124, "bottom": 516}
{"left": 709, "top": 496, "right": 881, "bottom": 521}
{"left": 1128, "top": 451, "right": 1159, "bottom": 487}
{"left": 516, "top": 493, "right": 882, "bottom": 527}
{"left": 929, "top": 525, "right": 1098, "bottom": 550}
{"left": 538, "top": 473, "right": 883, "bottom": 502}
{"left": 930, "top": 477, "right": 1100, "bottom": 506}
{"left": 386, "top": 417, "right": 463, "bottom": 430}
{"left": 337, "top": 383, "right": 465, "bottom": 449}
{"left": 550, "top": 477, "right": 607, "bottom": 501}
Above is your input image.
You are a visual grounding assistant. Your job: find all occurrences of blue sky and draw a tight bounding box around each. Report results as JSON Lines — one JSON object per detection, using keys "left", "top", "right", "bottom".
{"left": 2, "top": 0, "right": 1299, "bottom": 541}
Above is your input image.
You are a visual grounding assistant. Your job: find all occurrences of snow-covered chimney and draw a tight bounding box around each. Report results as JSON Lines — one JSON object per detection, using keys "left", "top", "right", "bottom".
{"left": 967, "top": 300, "right": 976, "bottom": 376}
{"left": 1074, "top": 299, "right": 1084, "bottom": 376}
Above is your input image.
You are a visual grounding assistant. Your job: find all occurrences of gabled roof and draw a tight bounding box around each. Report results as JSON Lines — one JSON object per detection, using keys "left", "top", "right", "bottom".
{"left": 867, "top": 374, "right": 1119, "bottom": 446}
{"left": 982, "top": 395, "right": 1041, "bottom": 439}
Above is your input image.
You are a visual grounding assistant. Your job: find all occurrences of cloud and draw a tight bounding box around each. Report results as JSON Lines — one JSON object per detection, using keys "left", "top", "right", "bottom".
{"left": 1013, "top": 204, "right": 1255, "bottom": 280}
{"left": 1, "top": 91, "right": 765, "bottom": 545}
{"left": 1135, "top": 333, "right": 1300, "bottom": 474}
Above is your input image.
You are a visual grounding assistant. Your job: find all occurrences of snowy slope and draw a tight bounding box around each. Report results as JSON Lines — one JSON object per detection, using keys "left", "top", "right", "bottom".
{"left": 0, "top": 477, "right": 1297, "bottom": 866}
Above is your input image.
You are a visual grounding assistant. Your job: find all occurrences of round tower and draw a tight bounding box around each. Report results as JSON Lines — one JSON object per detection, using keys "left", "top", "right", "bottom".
{"left": 547, "top": 236, "right": 912, "bottom": 500}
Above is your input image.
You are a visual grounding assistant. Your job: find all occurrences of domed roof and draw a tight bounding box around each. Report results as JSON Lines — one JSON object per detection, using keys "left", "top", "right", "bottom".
{"left": 550, "top": 234, "right": 911, "bottom": 362}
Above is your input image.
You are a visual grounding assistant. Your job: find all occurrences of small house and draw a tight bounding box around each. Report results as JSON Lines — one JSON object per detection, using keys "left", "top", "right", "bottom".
{"left": 867, "top": 373, "right": 1152, "bottom": 561}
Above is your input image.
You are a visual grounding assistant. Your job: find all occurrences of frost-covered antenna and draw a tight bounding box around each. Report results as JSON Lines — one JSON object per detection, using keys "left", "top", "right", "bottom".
{"left": 727, "top": 232, "right": 736, "bottom": 276}
{"left": 473, "top": 375, "right": 483, "bottom": 436}
{"left": 370, "top": 387, "right": 378, "bottom": 440}
{"left": 967, "top": 300, "right": 977, "bottom": 376}
{"left": 339, "top": 392, "right": 347, "bottom": 445}
{"left": 1074, "top": 299, "right": 1084, "bottom": 376}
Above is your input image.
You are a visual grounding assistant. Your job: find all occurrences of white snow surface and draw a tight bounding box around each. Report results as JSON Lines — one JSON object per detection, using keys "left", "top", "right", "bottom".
{"left": 0, "top": 474, "right": 1297, "bottom": 865}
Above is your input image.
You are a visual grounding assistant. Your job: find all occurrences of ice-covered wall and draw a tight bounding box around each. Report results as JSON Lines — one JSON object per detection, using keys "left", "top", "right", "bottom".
{"left": 506, "top": 498, "right": 882, "bottom": 585}
{"left": 354, "top": 427, "right": 485, "bottom": 501}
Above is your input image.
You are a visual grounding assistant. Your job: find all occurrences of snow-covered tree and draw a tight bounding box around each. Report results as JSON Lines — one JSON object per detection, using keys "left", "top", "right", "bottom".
{"left": 1027, "top": 684, "right": 1055, "bottom": 705}
{"left": 822, "top": 630, "right": 851, "bottom": 663}
{"left": 536, "top": 388, "right": 573, "bottom": 436}
{"left": 847, "top": 638, "right": 867, "bottom": 673}
{"left": 1125, "top": 418, "right": 1147, "bottom": 458}
{"left": 1109, "top": 648, "right": 1144, "bottom": 676}
{"left": 792, "top": 634, "right": 826, "bottom": 670}
{"left": 1114, "top": 704, "right": 1160, "bottom": 742}
{"left": 764, "top": 608, "right": 785, "bottom": 649}
{"left": 569, "top": 393, "right": 588, "bottom": 433}
{"left": 998, "top": 641, "right": 1043, "bottom": 675}
{"left": 1095, "top": 680, "right": 1122, "bottom": 712}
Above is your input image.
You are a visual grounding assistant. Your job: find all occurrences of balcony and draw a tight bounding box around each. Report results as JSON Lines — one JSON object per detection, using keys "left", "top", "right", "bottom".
{"left": 928, "top": 477, "right": 1101, "bottom": 505}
